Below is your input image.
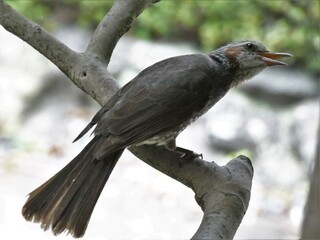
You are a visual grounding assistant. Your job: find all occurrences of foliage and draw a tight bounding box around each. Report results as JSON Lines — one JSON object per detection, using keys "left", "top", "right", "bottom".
{"left": 8, "top": 0, "right": 320, "bottom": 73}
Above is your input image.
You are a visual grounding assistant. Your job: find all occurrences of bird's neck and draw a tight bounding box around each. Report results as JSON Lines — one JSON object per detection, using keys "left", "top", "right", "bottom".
{"left": 209, "top": 51, "right": 231, "bottom": 69}
{"left": 208, "top": 50, "right": 261, "bottom": 89}
{"left": 208, "top": 51, "right": 239, "bottom": 88}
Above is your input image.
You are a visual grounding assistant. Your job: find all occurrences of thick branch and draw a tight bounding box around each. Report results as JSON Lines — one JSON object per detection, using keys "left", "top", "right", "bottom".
{"left": 0, "top": 0, "right": 78, "bottom": 78}
{"left": 0, "top": 0, "right": 119, "bottom": 105}
{"left": 130, "top": 146, "right": 253, "bottom": 239}
{"left": 86, "top": 0, "right": 159, "bottom": 62}
{"left": 192, "top": 156, "right": 253, "bottom": 239}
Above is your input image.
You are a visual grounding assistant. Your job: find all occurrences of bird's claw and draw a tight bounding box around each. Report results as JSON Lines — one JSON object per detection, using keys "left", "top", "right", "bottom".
{"left": 175, "top": 147, "right": 203, "bottom": 167}
{"left": 180, "top": 151, "right": 203, "bottom": 160}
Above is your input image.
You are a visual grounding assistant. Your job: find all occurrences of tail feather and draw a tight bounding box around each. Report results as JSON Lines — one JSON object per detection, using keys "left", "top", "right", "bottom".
{"left": 22, "top": 137, "right": 124, "bottom": 238}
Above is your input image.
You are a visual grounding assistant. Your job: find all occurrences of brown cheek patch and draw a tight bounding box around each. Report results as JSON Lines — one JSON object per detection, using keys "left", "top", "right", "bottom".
{"left": 225, "top": 46, "right": 243, "bottom": 60}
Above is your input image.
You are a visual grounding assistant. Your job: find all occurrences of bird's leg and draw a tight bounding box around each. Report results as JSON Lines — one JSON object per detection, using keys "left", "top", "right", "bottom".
{"left": 174, "top": 147, "right": 203, "bottom": 167}
{"left": 164, "top": 140, "right": 202, "bottom": 166}
{"left": 175, "top": 147, "right": 203, "bottom": 160}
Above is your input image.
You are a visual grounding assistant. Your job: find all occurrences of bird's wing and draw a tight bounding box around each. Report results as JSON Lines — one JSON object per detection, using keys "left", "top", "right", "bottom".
{"left": 93, "top": 55, "right": 215, "bottom": 156}
{"left": 72, "top": 80, "right": 135, "bottom": 142}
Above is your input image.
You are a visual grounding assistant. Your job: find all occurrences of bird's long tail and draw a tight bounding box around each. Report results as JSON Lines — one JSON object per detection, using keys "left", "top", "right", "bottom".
{"left": 22, "top": 137, "right": 124, "bottom": 238}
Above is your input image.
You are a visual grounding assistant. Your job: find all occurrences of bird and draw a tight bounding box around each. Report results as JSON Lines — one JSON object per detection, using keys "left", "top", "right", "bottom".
{"left": 22, "top": 40, "right": 291, "bottom": 238}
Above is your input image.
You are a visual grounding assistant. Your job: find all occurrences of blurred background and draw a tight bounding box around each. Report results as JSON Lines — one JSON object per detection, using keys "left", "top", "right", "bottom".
{"left": 0, "top": 0, "right": 319, "bottom": 239}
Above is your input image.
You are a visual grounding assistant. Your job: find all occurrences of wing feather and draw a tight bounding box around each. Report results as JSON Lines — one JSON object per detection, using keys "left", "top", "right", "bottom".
{"left": 69, "top": 54, "right": 218, "bottom": 159}
{"left": 94, "top": 57, "right": 214, "bottom": 150}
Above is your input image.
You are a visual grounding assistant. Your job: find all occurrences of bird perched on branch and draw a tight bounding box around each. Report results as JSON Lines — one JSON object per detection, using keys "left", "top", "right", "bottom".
{"left": 22, "top": 40, "right": 291, "bottom": 238}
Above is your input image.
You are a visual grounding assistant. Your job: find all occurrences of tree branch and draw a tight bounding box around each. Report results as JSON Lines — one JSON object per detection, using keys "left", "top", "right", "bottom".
{"left": 0, "top": 0, "right": 119, "bottom": 105}
{"left": 0, "top": 0, "right": 78, "bottom": 78}
{"left": 130, "top": 146, "right": 253, "bottom": 239}
{"left": 192, "top": 156, "right": 253, "bottom": 239}
{"left": 1, "top": 0, "right": 254, "bottom": 238}
{"left": 86, "top": 0, "right": 160, "bottom": 62}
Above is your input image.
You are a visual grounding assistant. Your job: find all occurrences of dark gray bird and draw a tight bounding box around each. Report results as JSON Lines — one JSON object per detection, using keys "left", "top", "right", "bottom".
{"left": 22, "top": 40, "right": 291, "bottom": 238}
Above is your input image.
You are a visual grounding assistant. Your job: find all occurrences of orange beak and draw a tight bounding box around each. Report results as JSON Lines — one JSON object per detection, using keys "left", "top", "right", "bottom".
{"left": 258, "top": 52, "right": 293, "bottom": 66}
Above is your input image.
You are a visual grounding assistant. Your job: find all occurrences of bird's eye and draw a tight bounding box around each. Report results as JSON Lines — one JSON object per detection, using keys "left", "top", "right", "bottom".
{"left": 246, "top": 43, "right": 254, "bottom": 51}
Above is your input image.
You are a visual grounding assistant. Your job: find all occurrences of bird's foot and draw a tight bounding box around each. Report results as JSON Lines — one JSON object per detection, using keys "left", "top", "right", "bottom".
{"left": 175, "top": 147, "right": 202, "bottom": 167}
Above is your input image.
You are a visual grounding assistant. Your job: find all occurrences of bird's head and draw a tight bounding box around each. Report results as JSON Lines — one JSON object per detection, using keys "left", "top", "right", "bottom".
{"left": 210, "top": 40, "right": 292, "bottom": 87}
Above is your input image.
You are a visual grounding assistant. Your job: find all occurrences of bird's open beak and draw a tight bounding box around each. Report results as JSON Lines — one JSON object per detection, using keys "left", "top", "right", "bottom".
{"left": 258, "top": 52, "right": 293, "bottom": 66}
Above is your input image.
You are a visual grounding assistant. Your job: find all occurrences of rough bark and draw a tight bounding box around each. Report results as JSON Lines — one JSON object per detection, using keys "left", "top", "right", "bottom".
{"left": 0, "top": 0, "right": 254, "bottom": 238}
